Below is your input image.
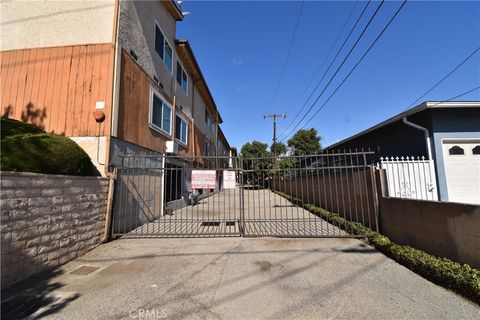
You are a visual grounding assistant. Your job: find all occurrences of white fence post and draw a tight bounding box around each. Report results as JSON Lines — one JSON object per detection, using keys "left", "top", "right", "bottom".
{"left": 379, "top": 156, "right": 438, "bottom": 201}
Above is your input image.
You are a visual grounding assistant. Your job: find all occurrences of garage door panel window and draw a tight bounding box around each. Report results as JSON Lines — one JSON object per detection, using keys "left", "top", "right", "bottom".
{"left": 472, "top": 146, "right": 480, "bottom": 155}
{"left": 448, "top": 146, "right": 464, "bottom": 155}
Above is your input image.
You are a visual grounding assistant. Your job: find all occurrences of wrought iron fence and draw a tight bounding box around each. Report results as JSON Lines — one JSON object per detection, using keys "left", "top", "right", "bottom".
{"left": 110, "top": 150, "right": 378, "bottom": 238}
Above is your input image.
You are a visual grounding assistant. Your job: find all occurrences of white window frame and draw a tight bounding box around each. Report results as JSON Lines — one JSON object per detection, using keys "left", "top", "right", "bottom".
{"left": 175, "top": 113, "right": 189, "bottom": 146}
{"left": 176, "top": 59, "right": 189, "bottom": 95}
{"left": 154, "top": 20, "right": 174, "bottom": 73}
{"left": 149, "top": 87, "right": 172, "bottom": 136}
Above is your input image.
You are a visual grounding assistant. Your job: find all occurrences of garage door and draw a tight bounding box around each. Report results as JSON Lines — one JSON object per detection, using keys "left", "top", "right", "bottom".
{"left": 442, "top": 140, "right": 480, "bottom": 204}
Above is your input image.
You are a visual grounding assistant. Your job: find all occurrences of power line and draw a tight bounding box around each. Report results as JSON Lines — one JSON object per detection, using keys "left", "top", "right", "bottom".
{"left": 429, "top": 86, "right": 480, "bottom": 106}
{"left": 280, "top": 0, "right": 386, "bottom": 141}
{"left": 278, "top": 0, "right": 365, "bottom": 139}
{"left": 263, "top": 114, "right": 287, "bottom": 156}
{"left": 285, "top": 0, "right": 408, "bottom": 137}
{"left": 264, "top": 0, "right": 305, "bottom": 115}
{"left": 402, "top": 46, "right": 480, "bottom": 111}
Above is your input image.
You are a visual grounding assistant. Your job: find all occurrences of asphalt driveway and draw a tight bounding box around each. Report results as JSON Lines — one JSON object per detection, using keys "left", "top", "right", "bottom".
{"left": 3, "top": 237, "right": 479, "bottom": 319}
{"left": 128, "top": 188, "right": 347, "bottom": 237}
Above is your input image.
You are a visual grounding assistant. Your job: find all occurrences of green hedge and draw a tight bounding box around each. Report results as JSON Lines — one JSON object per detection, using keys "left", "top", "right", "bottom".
{"left": 1, "top": 118, "right": 98, "bottom": 176}
{"left": 274, "top": 191, "right": 480, "bottom": 305}
{"left": 1, "top": 117, "right": 44, "bottom": 136}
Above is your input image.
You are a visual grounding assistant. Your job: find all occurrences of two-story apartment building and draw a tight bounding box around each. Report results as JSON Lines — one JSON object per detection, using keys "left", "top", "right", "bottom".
{"left": 0, "top": 0, "right": 230, "bottom": 173}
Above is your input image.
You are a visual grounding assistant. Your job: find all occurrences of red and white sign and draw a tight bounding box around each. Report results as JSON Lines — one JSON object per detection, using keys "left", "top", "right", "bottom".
{"left": 191, "top": 170, "right": 216, "bottom": 189}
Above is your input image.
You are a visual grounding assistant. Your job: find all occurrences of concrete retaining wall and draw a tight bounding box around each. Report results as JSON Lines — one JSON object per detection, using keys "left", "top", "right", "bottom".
{"left": 0, "top": 172, "right": 109, "bottom": 288}
{"left": 379, "top": 197, "right": 480, "bottom": 268}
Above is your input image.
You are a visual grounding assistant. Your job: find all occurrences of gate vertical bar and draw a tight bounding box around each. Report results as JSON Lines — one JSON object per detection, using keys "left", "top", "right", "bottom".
{"left": 239, "top": 158, "right": 245, "bottom": 236}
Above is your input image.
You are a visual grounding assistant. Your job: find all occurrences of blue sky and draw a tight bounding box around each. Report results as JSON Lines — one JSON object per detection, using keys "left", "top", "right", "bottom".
{"left": 176, "top": 1, "right": 480, "bottom": 150}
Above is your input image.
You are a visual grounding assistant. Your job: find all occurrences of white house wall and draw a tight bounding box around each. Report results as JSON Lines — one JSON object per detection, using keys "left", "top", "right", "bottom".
{"left": 0, "top": 0, "right": 116, "bottom": 51}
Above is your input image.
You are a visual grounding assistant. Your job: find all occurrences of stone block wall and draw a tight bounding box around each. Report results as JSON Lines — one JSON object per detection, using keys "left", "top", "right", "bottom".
{"left": 379, "top": 197, "right": 480, "bottom": 268}
{"left": 1, "top": 172, "right": 109, "bottom": 288}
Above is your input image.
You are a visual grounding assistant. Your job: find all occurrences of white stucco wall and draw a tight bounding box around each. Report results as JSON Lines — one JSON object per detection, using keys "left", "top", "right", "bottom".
{"left": 70, "top": 136, "right": 108, "bottom": 176}
{"left": 0, "top": 0, "right": 116, "bottom": 51}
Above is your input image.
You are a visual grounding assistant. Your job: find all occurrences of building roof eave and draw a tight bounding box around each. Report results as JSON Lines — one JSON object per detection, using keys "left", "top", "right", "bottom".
{"left": 162, "top": 0, "right": 184, "bottom": 21}
{"left": 175, "top": 39, "right": 223, "bottom": 124}
{"left": 326, "top": 101, "right": 480, "bottom": 149}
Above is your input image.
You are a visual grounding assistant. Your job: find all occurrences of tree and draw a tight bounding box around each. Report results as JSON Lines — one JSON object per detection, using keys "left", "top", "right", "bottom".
{"left": 270, "top": 141, "right": 287, "bottom": 156}
{"left": 240, "top": 141, "right": 269, "bottom": 158}
{"left": 240, "top": 141, "right": 270, "bottom": 185}
{"left": 287, "top": 128, "right": 322, "bottom": 155}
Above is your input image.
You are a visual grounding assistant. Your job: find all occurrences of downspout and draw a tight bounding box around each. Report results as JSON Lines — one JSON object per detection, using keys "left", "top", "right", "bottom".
{"left": 402, "top": 116, "right": 438, "bottom": 198}
{"left": 191, "top": 81, "right": 195, "bottom": 157}
{"left": 101, "top": 0, "right": 121, "bottom": 243}
{"left": 402, "top": 117, "right": 433, "bottom": 160}
{"left": 96, "top": 130, "right": 116, "bottom": 243}
{"left": 101, "top": 165, "right": 116, "bottom": 243}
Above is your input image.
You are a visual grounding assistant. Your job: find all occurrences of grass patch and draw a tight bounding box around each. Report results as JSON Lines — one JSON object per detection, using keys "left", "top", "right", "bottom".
{"left": 274, "top": 190, "right": 480, "bottom": 305}
{"left": 1, "top": 118, "right": 98, "bottom": 176}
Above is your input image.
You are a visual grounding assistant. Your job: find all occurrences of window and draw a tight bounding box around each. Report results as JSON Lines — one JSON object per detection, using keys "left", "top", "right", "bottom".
{"left": 205, "top": 110, "right": 215, "bottom": 133}
{"left": 155, "top": 23, "right": 173, "bottom": 72}
{"left": 210, "top": 120, "right": 215, "bottom": 133}
{"left": 154, "top": 25, "right": 164, "bottom": 59}
{"left": 204, "top": 140, "right": 210, "bottom": 156}
{"left": 448, "top": 145, "right": 464, "bottom": 155}
{"left": 164, "top": 42, "right": 173, "bottom": 71}
{"left": 176, "top": 60, "right": 188, "bottom": 94}
{"left": 473, "top": 146, "right": 480, "bottom": 155}
{"left": 150, "top": 88, "right": 172, "bottom": 135}
{"left": 175, "top": 115, "right": 188, "bottom": 145}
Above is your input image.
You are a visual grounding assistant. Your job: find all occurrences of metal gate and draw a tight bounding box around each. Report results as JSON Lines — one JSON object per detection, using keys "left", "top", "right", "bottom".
{"left": 111, "top": 150, "right": 377, "bottom": 238}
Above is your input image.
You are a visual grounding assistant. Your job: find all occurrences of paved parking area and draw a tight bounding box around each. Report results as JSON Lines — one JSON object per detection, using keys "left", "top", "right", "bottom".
{"left": 3, "top": 237, "right": 478, "bottom": 319}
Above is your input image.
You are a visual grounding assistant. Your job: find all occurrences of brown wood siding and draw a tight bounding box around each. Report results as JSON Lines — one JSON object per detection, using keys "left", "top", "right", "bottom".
{"left": 194, "top": 125, "right": 205, "bottom": 158}
{"left": 193, "top": 124, "right": 206, "bottom": 166}
{"left": 0, "top": 44, "right": 114, "bottom": 136}
{"left": 117, "top": 51, "right": 169, "bottom": 154}
{"left": 117, "top": 51, "right": 199, "bottom": 156}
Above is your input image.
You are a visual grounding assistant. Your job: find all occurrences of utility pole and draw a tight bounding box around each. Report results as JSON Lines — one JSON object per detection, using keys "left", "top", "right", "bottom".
{"left": 263, "top": 114, "right": 286, "bottom": 156}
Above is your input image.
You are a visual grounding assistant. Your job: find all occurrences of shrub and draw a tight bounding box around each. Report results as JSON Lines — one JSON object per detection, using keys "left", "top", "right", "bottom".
{"left": 1, "top": 118, "right": 98, "bottom": 176}
{"left": 1, "top": 117, "right": 43, "bottom": 136}
{"left": 274, "top": 190, "right": 480, "bottom": 305}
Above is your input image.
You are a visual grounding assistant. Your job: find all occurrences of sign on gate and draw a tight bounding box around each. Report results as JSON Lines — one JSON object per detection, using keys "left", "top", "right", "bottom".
{"left": 191, "top": 170, "right": 216, "bottom": 189}
{"left": 223, "top": 170, "right": 236, "bottom": 189}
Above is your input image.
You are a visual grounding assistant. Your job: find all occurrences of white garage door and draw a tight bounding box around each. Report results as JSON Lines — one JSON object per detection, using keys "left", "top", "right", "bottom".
{"left": 442, "top": 140, "right": 480, "bottom": 204}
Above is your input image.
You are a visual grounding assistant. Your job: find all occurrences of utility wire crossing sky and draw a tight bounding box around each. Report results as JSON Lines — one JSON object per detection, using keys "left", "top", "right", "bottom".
{"left": 176, "top": 0, "right": 480, "bottom": 149}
